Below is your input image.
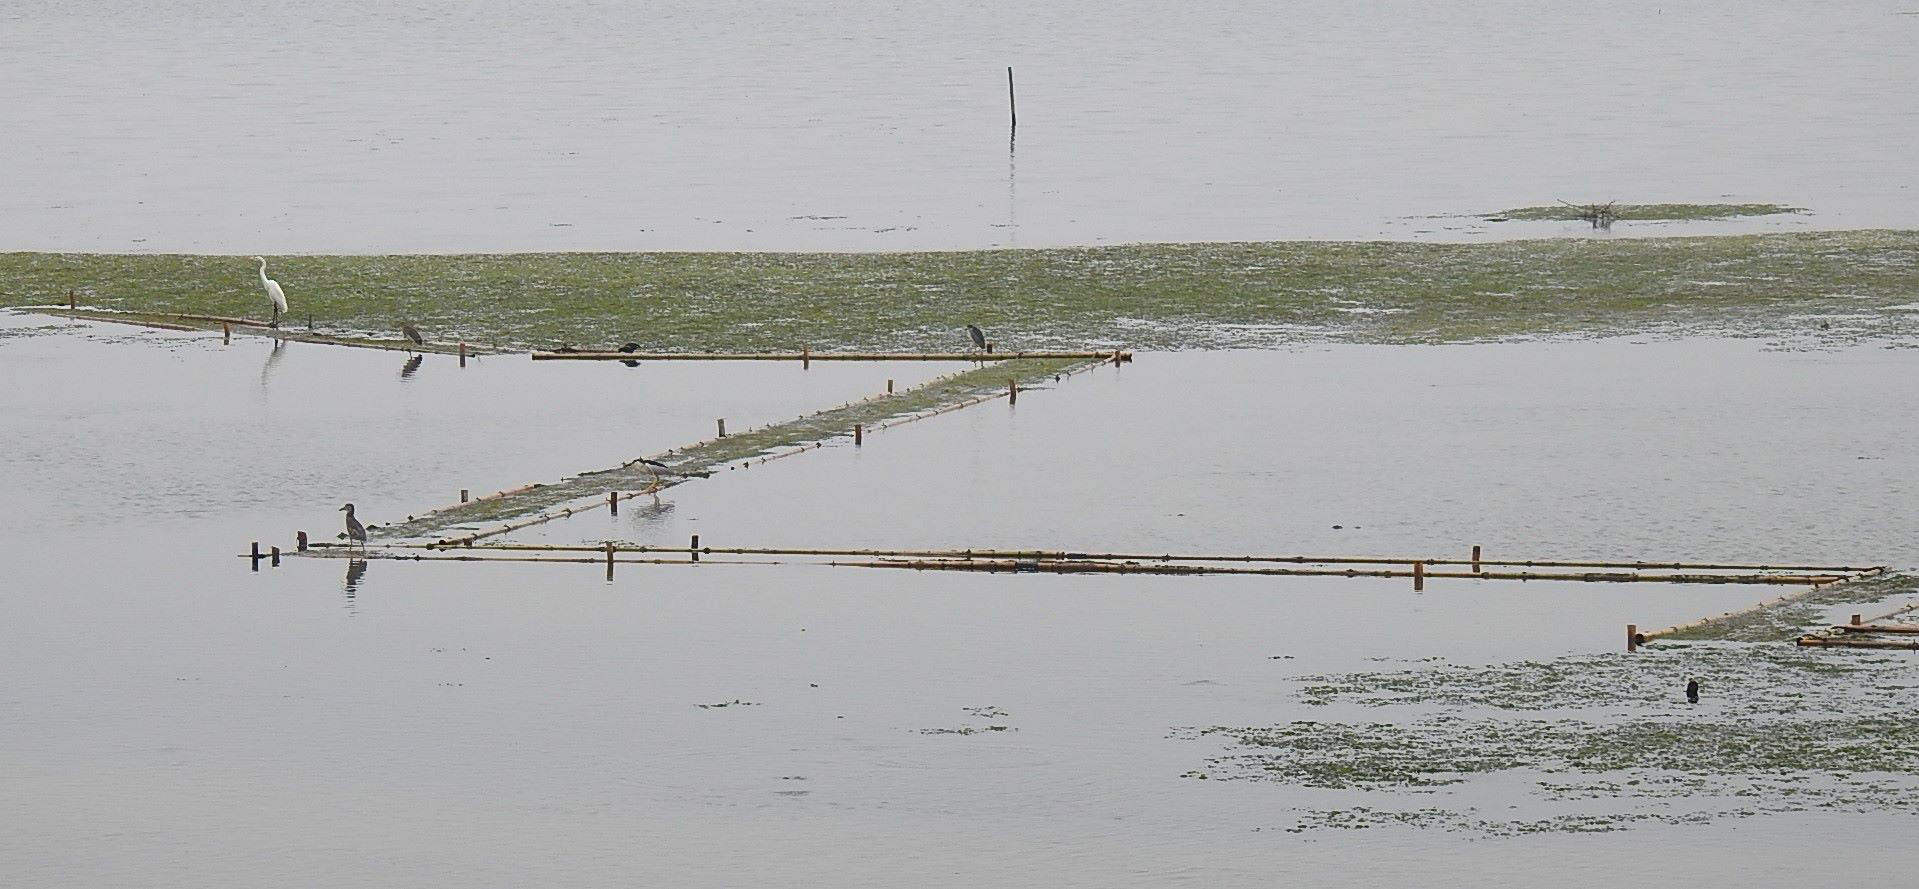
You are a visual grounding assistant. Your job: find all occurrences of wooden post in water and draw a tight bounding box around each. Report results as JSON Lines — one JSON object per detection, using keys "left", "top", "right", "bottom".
{"left": 690, "top": 534, "right": 701, "bottom": 562}
{"left": 1008, "top": 379, "right": 1018, "bottom": 405}
{"left": 802, "top": 347, "right": 810, "bottom": 370}
{"left": 608, "top": 490, "right": 618, "bottom": 516}
{"left": 1412, "top": 560, "right": 1425, "bottom": 591}
{"left": 1007, "top": 66, "right": 1017, "bottom": 130}
{"left": 68, "top": 289, "right": 76, "bottom": 311}
{"left": 1626, "top": 624, "right": 1639, "bottom": 653}
{"left": 250, "top": 541, "right": 262, "bottom": 572}
{"left": 270, "top": 546, "right": 281, "bottom": 567}
{"left": 297, "top": 531, "right": 308, "bottom": 552}
{"left": 605, "top": 541, "right": 615, "bottom": 580}
{"left": 717, "top": 418, "right": 727, "bottom": 438}
{"left": 222, "top": 322, "right": 231, "bottom": 344}
{"left": 459, "top": 342, "right": 467, "bottom": 367}
{"left": 1852, "top": 613, "right": 1863, "bottom": 626}
{"left": 461, "top": 489, "right": 470, "bottom": 503}
{"left": 887, "top": 379, "right": 894, "bottom": 395}
{"left": 1471, "top": 545, "right": 1482, "bottom": 573}
{"left": 854, "top": 423, "right": 863, "bottom": 446}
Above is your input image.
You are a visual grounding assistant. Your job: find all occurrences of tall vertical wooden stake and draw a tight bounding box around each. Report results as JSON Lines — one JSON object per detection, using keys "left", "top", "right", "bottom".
{"left": 608, "top": 490, "right": 619, "bottom": 515}
{"left": 1412, "top": 560, "right": 1425, "bottom": 591}
{"left": 887, "top": 379, "right": 895, "bottom": 395}
{"left": 717, "top": 418, "right": 727, "bottom": 438}
{"left": 690, "top": 534, "right": 701, "bottom": 562}
{"left": 270, "top": 546, "right": 281, "bottom": 567}
{"left": 1007, "top": 66, "right": 1017, "bottom": 130}
{"left": 459, "top": 341, "right": 468, "bottom": 367}
{"left": 1471, "top": 545, "right": 1482, "bottom": 573}
{"left": 854, "top": 423, "right": 863, "bottom": 446}
{"left": 1626, "top": 624, "right": 1639, "bottom": 652}
{"left": 605, "top": 541, "right": 615, "bottom": 580}
{"left": 1008, "top": 379, "right": 1018, "bottom": 404}
{"left": 461, "top": 489, "right": 470, "bottom": 503}
{"left": 802, "top": 347, "right": 811, "bottom": 370}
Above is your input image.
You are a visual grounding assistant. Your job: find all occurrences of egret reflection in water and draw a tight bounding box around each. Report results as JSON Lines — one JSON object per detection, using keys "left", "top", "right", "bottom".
{"left": 400, "top": 354, "right": 423, "bottom": 379}
{"left": 258, "top": 339, "right": 287, "bottom": 389}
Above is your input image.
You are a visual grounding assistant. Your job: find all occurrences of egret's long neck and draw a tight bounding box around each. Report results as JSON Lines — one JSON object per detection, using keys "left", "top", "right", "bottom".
{"left": 257, "top": 259, "right": 268, "bottom": 283}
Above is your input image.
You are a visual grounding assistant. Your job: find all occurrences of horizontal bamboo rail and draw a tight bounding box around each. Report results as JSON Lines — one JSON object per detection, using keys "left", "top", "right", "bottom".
{"left": 50, "top": 307, "right": 494, "bottom": 355}
{"left": 532, "top": 350, "right": 1131, "bottom": 363}
{"left": 395, "top": 540, "right": 1872, "bottom": 575}
{"left": 1796, "top": 636, "right": 1919, "bottom": 651}
{"left": 840, "top": 558, "right": 1844, "bottom": 585}
{"left": 1834, "top": 623, "right": 1919, "bottom": 635}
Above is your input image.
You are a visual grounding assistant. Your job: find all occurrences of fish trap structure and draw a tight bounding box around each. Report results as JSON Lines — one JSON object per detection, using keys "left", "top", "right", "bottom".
{"left": 1793, "top": 599, "right": 1919, "bottom": 651}
{"left": 270, "top": 538, "right": 1878, "bottom": 591}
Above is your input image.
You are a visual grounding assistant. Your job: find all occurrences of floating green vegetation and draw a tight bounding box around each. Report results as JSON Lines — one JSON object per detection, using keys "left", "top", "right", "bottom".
{"left": 1495, "top": 203, "right": 1807, "bottom": 222}
{"left": 5, "top": 230, "right": 1916, "bottom": 351}
{"left": 1180, "top": 573, "right": 1919, "bottom": 834}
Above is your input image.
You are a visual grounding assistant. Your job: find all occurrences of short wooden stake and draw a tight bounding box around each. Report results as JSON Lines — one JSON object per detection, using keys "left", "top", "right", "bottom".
{"left": 270, "top": 546, "right": 281, "bottom": 567}
{"left": 461, "top": 489, "right": 470, "bottom": 503}
{"left": 854, "top": 423, "right": 863, "bottom": 446}
{"left": 605, "top": 541, "right": 615, "bottom": 579}
{"left": 1412, "top": 560, "right": 1424, "bottom": 591}
{"left": 986, "top": 342, "right": 995, "bottom": 354}
{"left": 608, "top": 490, "right": 618, "bottom": 515}
{"left": 1471, "top": 545, "right": 1482, "bottom": 573}
{"left": 1627, "top": 624, "right": 1639, "bottom": 652}
{"left": 250, "top": 541, "right": 262, "bottom": 571}
{"left": 887, "top": 379, "right": 895, "bottom": 395}
{"left": 296, "top": 531, "right": 308, "bottom": 552}
{"left": 1852, "top": 613, "right": 1863, "bottom": 626}
{"left": 690, "top": 534, "right": 701, "bottom": 562}
{"left": 1007, "top": 379, "right": 1018, "bottom": 405}
{"left": 458, "top": 341, "right": 468, "bottom": 367}
{"left": 68, "top": 289, "right": 76, "bottom": 311}
{"left": 222, "top": 322, "right": 231, "bottom": 344}
{"left": 717, "top": 418, "right": 727, "bottom": 438}
{"left": 802, "top": 347, "right": 810, "bottom": 370}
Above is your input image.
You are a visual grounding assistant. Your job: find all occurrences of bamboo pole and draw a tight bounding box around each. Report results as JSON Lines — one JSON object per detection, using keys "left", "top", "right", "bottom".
{"left": 1835, "top": 624, "right": 1919, "bottom": 635}
{"left": 1796, "top": 636, "right": 1919, "bottom": 651}
{"left": 403, "top": 540, "right": 1877, "bottom": 576}
{"left": 834, "top": 558, "right": 1841, "bottom": 584}
{"left": 532, "top": 350, "right": 1132, "bottom": 362}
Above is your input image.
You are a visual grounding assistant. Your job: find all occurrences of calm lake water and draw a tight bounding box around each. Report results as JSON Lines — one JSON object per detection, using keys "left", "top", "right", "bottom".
{"left": 3, "top": 0, "right": 1916, "bottom": 252}
{"left": 5, "top": 317, "right": 1917, "bottom": 885}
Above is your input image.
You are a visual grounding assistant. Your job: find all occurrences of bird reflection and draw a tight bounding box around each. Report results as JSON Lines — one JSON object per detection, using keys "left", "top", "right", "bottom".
{"left": 628, "top": 494, "right": 676, "bottom": 525}
{"left": 258, "top": 339, "right": 287, "bottom": 389}
{"left": 344, "top": 559, "right": 368, "bottom": 611}
{"left": 399, "top": 354, "right": 424, "bottom": 380}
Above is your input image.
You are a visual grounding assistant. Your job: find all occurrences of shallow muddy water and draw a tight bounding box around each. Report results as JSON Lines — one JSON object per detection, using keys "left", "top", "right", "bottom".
{"left": 4, "top": 323, "right": 1918, "bottom": 885}
{"left": 3, "top": 0, "right": 1915, "bottom": 252}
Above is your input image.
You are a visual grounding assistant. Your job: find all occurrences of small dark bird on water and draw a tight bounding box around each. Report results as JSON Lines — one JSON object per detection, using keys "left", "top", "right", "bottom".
{"left": 1686, "top": 678, "right": 1701, "bottom": 705}
{"left": 400, "top": 323, "right": 424, "bottom": 350}
{"left": 966, "top": 324, "right": 987, "bottom": 351}
{"left": 340, "top": 503, "right": 367, "bottom": 547}
{"left": 618, "top": 342, "right": 641, "bottom": 367}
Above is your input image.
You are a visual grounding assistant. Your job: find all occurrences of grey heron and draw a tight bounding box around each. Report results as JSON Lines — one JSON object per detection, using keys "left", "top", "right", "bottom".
{"left": 400, "top": 323, "right": 424, "bottom": 350}
{"left": 966, "top": 324, "right": 986, "bottom": 351}
{"left": 253, "top": 257, "right": 288, "bottom": 328}
{"left": 340, "top": 503, "right": 367, "bottom": 547}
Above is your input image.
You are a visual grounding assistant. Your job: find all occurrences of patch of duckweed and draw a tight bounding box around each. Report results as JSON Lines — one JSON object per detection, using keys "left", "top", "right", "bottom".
{"left": 6, "top": 231, "right": 1917, "bottom": 351}
{"left": 1495, "top": 203, "right": 1805, "bottom": 222}
{"left": 1183, "top": 573, "right": 1919, "bottom": 835}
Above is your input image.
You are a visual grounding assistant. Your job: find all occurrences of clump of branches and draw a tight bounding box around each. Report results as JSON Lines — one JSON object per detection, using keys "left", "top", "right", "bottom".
{"left": 1559, "top": 200, "right": 1620, "bottom": 229}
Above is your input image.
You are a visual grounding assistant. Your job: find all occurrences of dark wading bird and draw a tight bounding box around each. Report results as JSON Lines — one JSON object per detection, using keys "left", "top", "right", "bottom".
{"left": 1686, "top": 678, "right": 1701, "bottom": 705}
{"left": 400, "top": 322, "right": 424, "bottom": 351}
{"left": 966, "top": 324, "right": 987, "bottom": 351}
{"left": 340, "top": 503, "right": 367, "bottom": 547}
{"left": 619, "top": 342, "right": 641, "bottom": 367}
{"left": 253, "top": 257, "right": 288, "bottom": 328}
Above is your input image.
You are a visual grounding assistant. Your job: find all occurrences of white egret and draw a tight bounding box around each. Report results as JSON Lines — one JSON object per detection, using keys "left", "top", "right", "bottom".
{"left": 254, "top": 256, "right": 288, "bottom": 328}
